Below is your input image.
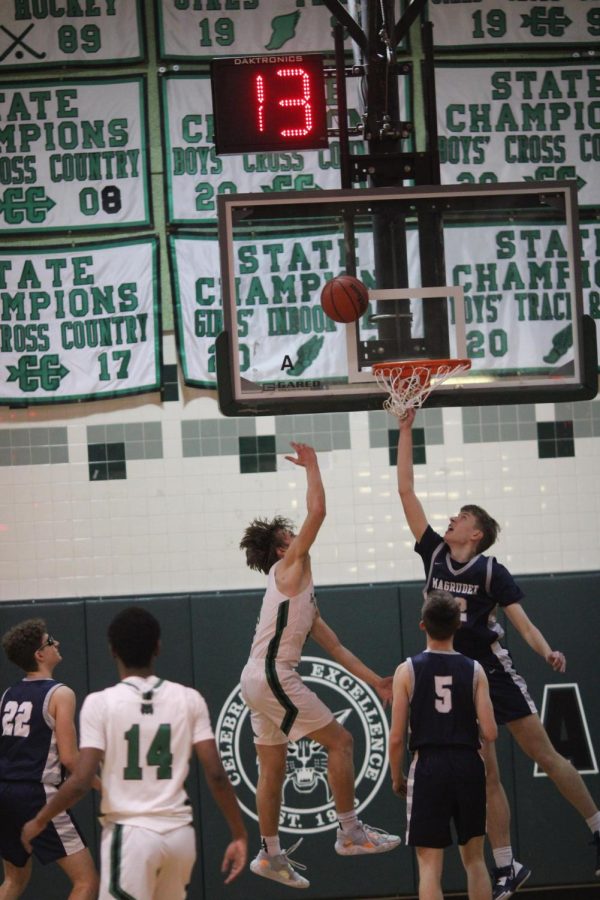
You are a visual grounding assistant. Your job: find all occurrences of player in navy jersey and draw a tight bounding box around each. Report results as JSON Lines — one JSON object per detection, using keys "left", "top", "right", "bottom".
{"left": 21, "top": 607, "right": 247, "bottom": 900}
{"left": 390, "top": 590, "right": 497, "bottom": 899}
{"left": 0, "top": 618, "right": 98, "bottom": 900}
{"left": 397, "top": 409, "right": 600, "bottom": 899}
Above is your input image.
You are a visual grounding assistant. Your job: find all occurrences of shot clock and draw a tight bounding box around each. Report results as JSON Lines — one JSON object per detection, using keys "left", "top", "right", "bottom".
{"left": 211, "top": 54, "right": 329, "bottom": 155}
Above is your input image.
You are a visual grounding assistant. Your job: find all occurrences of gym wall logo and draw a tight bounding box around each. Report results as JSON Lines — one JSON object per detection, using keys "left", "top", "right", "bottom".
{"left": 215, "top": 656, "right": 389, "bottom": 835}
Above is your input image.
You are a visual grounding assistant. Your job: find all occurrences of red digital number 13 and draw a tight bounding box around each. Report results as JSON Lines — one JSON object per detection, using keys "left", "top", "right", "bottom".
{"left": 254, "top": 67, "right": 314, "bottom": 138}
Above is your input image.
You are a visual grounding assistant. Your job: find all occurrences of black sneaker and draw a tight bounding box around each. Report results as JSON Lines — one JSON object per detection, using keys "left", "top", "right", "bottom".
{"left": 591, "top": 831, "right": 600, "bottom": 877}
{"left": 492, "top": 863, "right": 531, "bottom": 900}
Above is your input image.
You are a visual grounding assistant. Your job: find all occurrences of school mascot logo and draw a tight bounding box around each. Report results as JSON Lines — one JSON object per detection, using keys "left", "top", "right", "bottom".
{"left": 215, "top": 656, "right": 389, "bottom": 834}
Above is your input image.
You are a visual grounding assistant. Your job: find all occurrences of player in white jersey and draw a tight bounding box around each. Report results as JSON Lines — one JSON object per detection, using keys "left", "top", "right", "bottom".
{"left": 21, "top": 607, "right": 247, "bottom": 900}
{"left": 240, "top": 442, "right": 401, "bottom": 889}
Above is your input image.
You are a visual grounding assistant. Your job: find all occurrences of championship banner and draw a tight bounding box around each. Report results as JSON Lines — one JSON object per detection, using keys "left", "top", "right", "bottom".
{"left": 170, "top": 219, "right": 599, "bottom": 388}
{"left": 0, "top": 0, "right": 145, "bottom": 69}
{"left": 427, "top": 0, "right": 600, "bottom": 51}
{"left": 156, "top": 0, "right": 405, "bottom": 60}
{"left": 161, "top": 74, "right": 409, "bottom": 224}
{"left": 0, "top": 238, "right": 161, "bottom": 405}
{"left": 444, "top": 221, "right": 599, "bottom": 372}
{"left": 169, "top": 230, "right": 376, "bottom": 388}
{"left": 435, "top": 61, "right": 600, "bottom": 210}
{"left": 0, "top": 76, "right": 151, "bottom": 233}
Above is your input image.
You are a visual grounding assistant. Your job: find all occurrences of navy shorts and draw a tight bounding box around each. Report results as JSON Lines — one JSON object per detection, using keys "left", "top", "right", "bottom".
{"left": 480, "top": 648, "right": 537, "bottom": 725}
{"left": 0, "top": 781, "right": 87, "bottom": 867}
{"left": 406, "top": 747, "right": 486, "bottom": 848}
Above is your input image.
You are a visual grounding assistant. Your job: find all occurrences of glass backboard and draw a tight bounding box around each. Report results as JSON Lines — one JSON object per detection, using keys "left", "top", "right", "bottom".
{"left": 215, "top": 181, "right": 597, "bottom": 415}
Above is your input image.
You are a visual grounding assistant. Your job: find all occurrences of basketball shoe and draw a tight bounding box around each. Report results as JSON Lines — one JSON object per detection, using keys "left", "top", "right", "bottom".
{"left": 250, "top": 838, "right": 309, "bottom": 889}
{"left": 492, "top": 862, "right": 532, "bottom": 900}
{"left": 334, "top": 821, "right": 401, "bottom": 856}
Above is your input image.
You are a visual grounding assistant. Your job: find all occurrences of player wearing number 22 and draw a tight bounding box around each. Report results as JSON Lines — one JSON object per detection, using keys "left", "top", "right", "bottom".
{"left": 0, "top": 619, "right": 98, "bottom": 899}
{"left": 397, "top": 408, "right": 600, "bottom": 899}
{"left": 21, "top": 607, "right": 248, "bottom": 900}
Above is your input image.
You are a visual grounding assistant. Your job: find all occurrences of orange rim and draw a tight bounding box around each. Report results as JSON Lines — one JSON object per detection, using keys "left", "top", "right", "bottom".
{"left": 372, "top": 358, "right": 471, "bottom": 385}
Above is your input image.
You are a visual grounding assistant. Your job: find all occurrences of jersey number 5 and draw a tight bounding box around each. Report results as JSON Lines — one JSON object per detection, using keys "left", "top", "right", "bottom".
{"left": 434, "top": 676, "right": 453, "bottom": 713}
{"left": 123, "top": 723, "right": 173, "bottom": 780}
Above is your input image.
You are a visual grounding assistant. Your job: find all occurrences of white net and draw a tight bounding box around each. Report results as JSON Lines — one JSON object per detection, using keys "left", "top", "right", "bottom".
{"left": 373, "top": 360, "right": 471, "bottom": 419}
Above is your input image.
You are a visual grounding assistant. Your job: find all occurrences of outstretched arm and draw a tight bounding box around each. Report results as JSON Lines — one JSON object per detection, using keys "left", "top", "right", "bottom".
{"left": 277, "top": 443, "right": 326, "bottom": 596}
{"left": 389, "top": 664, "right": 410, "bottom": 796}
{"left": 195, "top": 739, "right": 248, "bottom": 883}
{"left": 284, "top": 442, "right": 326, "bottom": 558}
{"left": 310, "top": 615, "right": 393, "bottom": 706}
{"left": 396, "top": 409, "right": 428, "bottom": 542}
{"left": 504, "top": 603, "right": 566, "bottom": 672}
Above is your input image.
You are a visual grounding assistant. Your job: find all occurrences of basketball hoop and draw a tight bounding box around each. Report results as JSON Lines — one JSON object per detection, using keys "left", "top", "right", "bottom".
{"left": 372, "top": 358, "right": 472, "bottom": 419}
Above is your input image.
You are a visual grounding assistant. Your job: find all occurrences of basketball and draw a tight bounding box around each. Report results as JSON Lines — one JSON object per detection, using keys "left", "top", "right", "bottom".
{"left": 320, "top": 275, "right": 369, "bottom": 323}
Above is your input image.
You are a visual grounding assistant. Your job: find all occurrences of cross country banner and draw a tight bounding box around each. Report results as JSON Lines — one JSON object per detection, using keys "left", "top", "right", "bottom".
{"left": 0, "top": 238, "right": 161, "bottom": 405}
{"left": 426, "top": 0, "right": 600, "bottom": 51}
{"left": 169, "top": 221, "right": 599, "bottom": 389}
{"left": 435, "top": 60, "right": 600, "bottom": 210}
{"left": 161, "top": 73, "right": 410, "bottom": 224}
{"left": 0, "top": 0, "right": 145, "bottom": 69}
{"left": 0, "top": 76, "right": 151, "bottom": 233}
{"left": 155, "top": 0, "right": 407, "bottom": 60}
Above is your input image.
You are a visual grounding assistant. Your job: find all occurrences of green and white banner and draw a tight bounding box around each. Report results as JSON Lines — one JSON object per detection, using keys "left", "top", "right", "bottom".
{"left": 445, "top": 221, "right": 600, "bottom": 371}
{"left": 170, "top": 221, "right": 599, "bottom": 387}
{"left": 162, "top": 74, "right": 409, "bottom": 224}
{"left": 156, "top": 0, "right": 404, "bottom": 60}
{"left": 0, "top": 238, "right": 161, "bottom": 404}
{"left": 435, "top": 61, "right": 600, "bottom": 209}
{"left": 0, "top": 76, "right": 151, "bottom": 233}
{"left": 170, "top": 230, "right": 376, "bottom": 388}
{"left": 0, "top": 0, "right": 144, "bottom": 69}
{"left": 427, "top": 0, "right": 600, "bottom": 50}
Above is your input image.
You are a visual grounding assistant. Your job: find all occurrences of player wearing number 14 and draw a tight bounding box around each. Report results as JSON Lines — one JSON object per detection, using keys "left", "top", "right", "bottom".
{"left": 21, "top": 607, "right": 248, "bottom": 900}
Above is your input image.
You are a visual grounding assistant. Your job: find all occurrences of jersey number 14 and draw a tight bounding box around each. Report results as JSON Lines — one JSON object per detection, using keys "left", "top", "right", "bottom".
{"left": 123, "top": 723, "right": 173, "bottom": 780}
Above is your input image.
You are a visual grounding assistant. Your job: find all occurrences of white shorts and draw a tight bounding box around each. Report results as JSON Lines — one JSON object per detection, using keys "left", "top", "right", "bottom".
{"left": 241, "top": 659, "right": 333, "bottom": 745}
{"left": 100, "top": 822, "right": 196, "bottom": 900}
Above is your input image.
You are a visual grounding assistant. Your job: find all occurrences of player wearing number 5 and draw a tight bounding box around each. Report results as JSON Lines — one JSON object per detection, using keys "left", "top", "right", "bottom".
{"left": 390, "top": 591, "right": 497, "bottom": 900}
{"left": 21, "top": 607, "right": 247, "bottom": 900}
{"left": 0, "top": 619, "right": 98, "bottom": 900}
{"left": 397, "top": 408, "right": 600, "bottom": 897}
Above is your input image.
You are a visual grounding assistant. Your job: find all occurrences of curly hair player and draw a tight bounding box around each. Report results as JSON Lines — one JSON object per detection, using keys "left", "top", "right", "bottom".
{"left": 240, "top": 441, "right": 400, "bottom": 889}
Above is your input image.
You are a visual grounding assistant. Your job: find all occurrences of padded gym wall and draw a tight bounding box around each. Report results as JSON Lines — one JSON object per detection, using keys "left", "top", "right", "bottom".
{"left": 0, "top": 573, "right": 598, "bottom": 898}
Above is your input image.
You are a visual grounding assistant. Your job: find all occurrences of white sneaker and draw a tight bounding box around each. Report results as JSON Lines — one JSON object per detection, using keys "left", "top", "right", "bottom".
{"left": 335, "top": 821, "right": 402, "bottom": 856}
{"left": 250, "top": 839, "right": 309, "bottom": 889}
